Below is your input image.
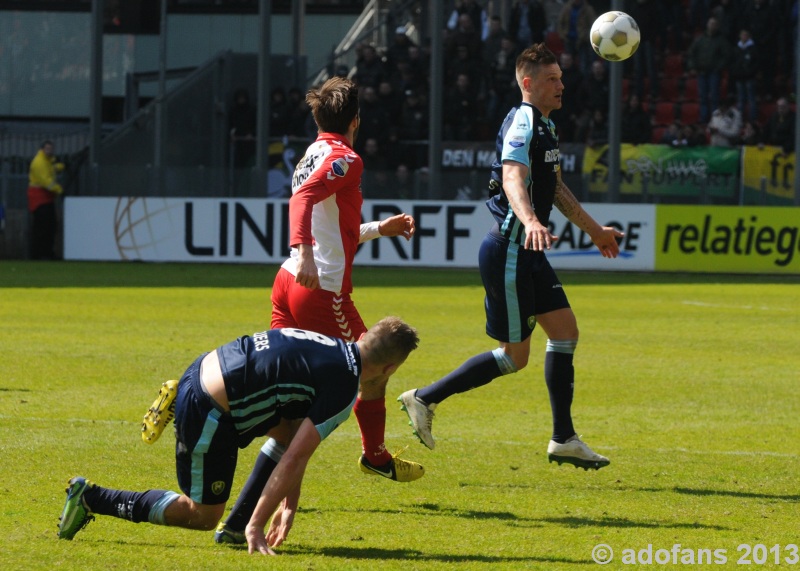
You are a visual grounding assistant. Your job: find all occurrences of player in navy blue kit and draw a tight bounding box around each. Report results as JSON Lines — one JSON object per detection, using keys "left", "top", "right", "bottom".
{"left": 58, "top": 317, "right": 419, "bottom": 555}
{"left": 399, "top": 43, "right": 622, "bottom": 470}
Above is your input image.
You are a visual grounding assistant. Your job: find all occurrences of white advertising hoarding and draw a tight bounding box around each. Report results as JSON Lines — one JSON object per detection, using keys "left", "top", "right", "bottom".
{"left": 64, "top": 197, "right": 655, "bottom": 270}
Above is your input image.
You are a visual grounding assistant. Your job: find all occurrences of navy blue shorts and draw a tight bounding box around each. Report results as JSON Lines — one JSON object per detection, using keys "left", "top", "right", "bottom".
{"left": 479, "top": 228, "right": 570, "bottom": 343}
{"left": 173, "top": 354, "right": 240, "bottom": 505}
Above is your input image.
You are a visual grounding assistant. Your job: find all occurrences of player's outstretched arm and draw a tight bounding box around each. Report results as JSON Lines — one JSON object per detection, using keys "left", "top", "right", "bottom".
{"left": 245, "top": 418, "right": 321, "bottom": 556}
{"left": 378, "top": 213, "right": 415, "bottom": 241}
{"left": 359, "top": 214, "right": 415, "bottom": 243}
{"left": 554, "top": 174, "right": 623, "bottom": 259}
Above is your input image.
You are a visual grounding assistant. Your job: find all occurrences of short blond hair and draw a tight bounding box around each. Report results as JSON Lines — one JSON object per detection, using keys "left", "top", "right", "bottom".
{"left": 360, "top": 316, "right": 419, "bottom": 365}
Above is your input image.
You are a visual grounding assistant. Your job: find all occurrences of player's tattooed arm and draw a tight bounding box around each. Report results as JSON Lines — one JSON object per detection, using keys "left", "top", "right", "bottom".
{"left": 554, "top": 171, "right": 624, "bottom": 258}
{"left": 554, "top": 172, "right": 600, "bottom": 235}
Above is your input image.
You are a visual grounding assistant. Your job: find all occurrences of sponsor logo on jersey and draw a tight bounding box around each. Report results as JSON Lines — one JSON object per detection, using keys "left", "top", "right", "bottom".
{"left": 331, "top": 158, "right": 349, "bottom": 177}
{"left": 509, "top": 135, "right": 525, "bottom": 148}
{"left": 544, "top": 149, "right": 560, "bottom": 163}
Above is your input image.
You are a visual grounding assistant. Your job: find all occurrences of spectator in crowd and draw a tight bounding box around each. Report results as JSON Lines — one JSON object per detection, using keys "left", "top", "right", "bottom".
{"left": 266, "top": 141, "right": 294, "bottom": 199}
{"left": 682, "top": 122, "right": 708, "bottom": 146}
{"left": 621, "top": 93, "right": 652, "bottom": 145}
{"left": 586, "top": 108, "right": 609, "bottom": 147}
{"left": 687, "top": 17, "right": 732, "bottom": 123}
{"left": 740, "top": 120, "right": 762, "bottom": 146}
{"left": 361, "top": 137, "right": 391, "bottom": 197}
{"left": 354, "top": 44, "right": 387, "bottom": 89}
{"left": 508, "top": 0, "right": 548, "bottom": 48}
{"left": 447, "top": 0, "right": 489, "bottom": 41}
{"left": 386, "top": 27, "right": 415, "bottom": 74}
{"left": 377, "top": 80, "right": 404, "bottom": 132}
{"left": 737, "top": 0, "right": 779, "bottom": 99}
{"left": 541, "top": 0, "right": 566, "bottom": 32}
{"left": 415, "top": 166, "right": 430, "bottom": 198}
{"left": 269, "top": 87, "right": 291, "bottom": 138}
{"left": 398, "top": 89, "right": 429, "bottom": 168}
{"left": 447, "top": 12, "right": 485, "bottom": 61}
{"left": 355, "top": 85, "right": 391, "bottom": 154}
{"left": 487, "top": 36, "right": 520, "bottom": 125}
{"left": 583, "top": 59, "right": 609, "bottom": 116}
{"left": 286, "top": 87, "right": 312, "bottom": 140}
{"left": 393, "top": 163, "right": 414, "bottom": 199}
{"left": 445, "top": 42, "right": 484, "bottom": 92}
{"left": 444, "top": 72, "right": 481, "bottom": 140}
{"left": 483, "top": 15, "right": 507, "bottom": 65}
{"left": 27, "top": 140, "right": 64, "bottom": 260}
{"left": 660, "top": 121, "right": 688, "bottom": 146}
{"left": 762, "top": 97, "right": 796, "bottom": 153}
{"left": 626, "top": 0, "right": 659, "bottom": 102}
{"left": 405, "top": 44, "right": 430, "bottom": 92}
{"left": 707, "top": 94, "right": 743, "bottom": 146}
{"left": 556, "top": 0, "right": 597, "bottom": 74}
{"left": 550, "top": 51, "right": 587, "bottom": 143}
{"left": 730, "top": 28, "right": 759, "bottom": 123}
{"left": 229, "top": 88, "right": 256, "bottom": 170}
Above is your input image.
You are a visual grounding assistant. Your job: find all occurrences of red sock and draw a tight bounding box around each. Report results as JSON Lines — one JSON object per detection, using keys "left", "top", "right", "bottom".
{"left": 353, "top": 397, "right": 391, "bottom": 466}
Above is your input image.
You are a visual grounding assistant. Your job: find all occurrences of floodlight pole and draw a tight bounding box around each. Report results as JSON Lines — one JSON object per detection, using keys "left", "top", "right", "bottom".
{"left": 795, "top": 24, "right": 800, "bottom": 206}
{"left": 89, "top": 0, "right": 104, "bottom": 194}
{"left": 153, "top": 0, "right": 168, "bottom": 196}
{"left": 255, "top": 0, "right": 272, "bottom": 197}
{"left": 428, "top": 0, "right": 444, "bottom": 199}
{"left": 607, "top": 0, "right": 623, "bottom": 203}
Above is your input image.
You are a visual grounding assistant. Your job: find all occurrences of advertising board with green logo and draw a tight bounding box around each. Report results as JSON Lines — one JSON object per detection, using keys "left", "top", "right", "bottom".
{"left": 585, "top": 144, "right": 739, "bottom": 200}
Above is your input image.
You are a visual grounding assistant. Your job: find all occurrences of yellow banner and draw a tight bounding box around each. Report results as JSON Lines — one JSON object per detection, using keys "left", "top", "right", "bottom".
{"left": 656, "top": 205, "right": 800, "bottom": 273}
{"left": 741, "top": 145, "right": 796, "bottom": 200}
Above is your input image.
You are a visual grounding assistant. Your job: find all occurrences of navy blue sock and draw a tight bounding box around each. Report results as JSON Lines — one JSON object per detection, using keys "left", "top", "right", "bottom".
{"left": 416, "top": 350, "right": 513, "bottom": 405}
{"left": 84, "top": 486, "right": 172, "bottom": 523}
{"left": 544, "top": 340, "right": 577, "bottom": 443}
{"left": 224, "top": 451, "right": 279, "bottom": 532}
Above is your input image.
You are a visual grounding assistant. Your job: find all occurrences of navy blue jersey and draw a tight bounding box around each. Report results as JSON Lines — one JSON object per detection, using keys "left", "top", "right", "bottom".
{"left": 216, "top": 328, "right": 360, "bottom": 447}
{"left": 487, "top": 103, "right": 561, "bottom": 246}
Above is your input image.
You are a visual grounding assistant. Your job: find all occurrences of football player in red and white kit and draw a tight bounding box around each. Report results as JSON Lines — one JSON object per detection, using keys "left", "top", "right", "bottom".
{"left": 213, "top": 77, "right": 422, "bottom": 545}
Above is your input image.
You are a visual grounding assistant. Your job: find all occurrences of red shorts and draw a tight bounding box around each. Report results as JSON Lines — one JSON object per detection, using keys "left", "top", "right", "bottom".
{"left": 271, "top": 267, "right": 366, "bottom": 342}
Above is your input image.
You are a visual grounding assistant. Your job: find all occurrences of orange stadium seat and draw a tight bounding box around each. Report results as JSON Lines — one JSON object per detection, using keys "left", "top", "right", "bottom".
{"left": 658, "top": 77, "right": 680, "bottom": 102}
{"left": 679, "top": 102, "right": 701, "bottom": 124}
{"left": 653, "top": 101, "right": 676, "bottom": 125}
{"left": 682, "top": 77, "right": 698, "bottom": 102}
{"left": 663, "top": 54, "right": 684, "bottom": 77}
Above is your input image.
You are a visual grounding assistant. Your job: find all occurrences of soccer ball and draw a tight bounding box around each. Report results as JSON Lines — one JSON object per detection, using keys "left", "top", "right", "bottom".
{"left": 590, "top": 11, "right": 640, "bottom": 62}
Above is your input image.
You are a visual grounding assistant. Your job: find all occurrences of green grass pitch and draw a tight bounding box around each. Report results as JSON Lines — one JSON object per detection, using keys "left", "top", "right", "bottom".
{"left": 1, "top": 261, "right": 798, "bottom": 570}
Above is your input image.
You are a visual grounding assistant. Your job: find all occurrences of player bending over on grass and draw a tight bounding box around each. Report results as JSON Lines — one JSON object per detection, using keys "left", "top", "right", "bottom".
{"left": 399, "top": 43, "right": 622, "bottom": 470}
{"left": 58, "top": 317, "right": 419, "bottom": 556}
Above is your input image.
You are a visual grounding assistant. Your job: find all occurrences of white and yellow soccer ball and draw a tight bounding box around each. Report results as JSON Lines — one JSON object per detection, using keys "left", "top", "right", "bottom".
{"left": 589, "top": 11, "right": 640, "bottom": 62}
